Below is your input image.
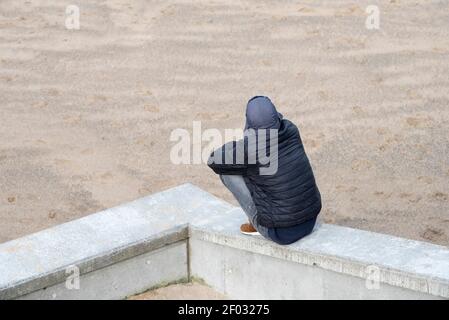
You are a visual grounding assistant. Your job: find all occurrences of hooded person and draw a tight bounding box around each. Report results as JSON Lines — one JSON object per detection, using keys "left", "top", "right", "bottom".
{"left": 208, "top": 96, "right": 321, "bottom": 245}
{"left": 244, "top": 95, "right": 282, "bottom": 131}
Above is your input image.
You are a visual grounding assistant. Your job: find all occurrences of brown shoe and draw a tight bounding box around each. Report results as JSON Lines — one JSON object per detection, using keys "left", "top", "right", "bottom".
{"left": 240, "top": 222, "right": 260, "bottom": 235}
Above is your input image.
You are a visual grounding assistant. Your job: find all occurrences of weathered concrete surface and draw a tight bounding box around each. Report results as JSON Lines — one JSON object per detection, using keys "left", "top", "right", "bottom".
{"left": 0, "top": 225, "right": 188, "bottom": 300}
{"left": 191, "top": 222, "right": 449, "bottom": 299}
{"left": 0, "top": 183, "right": 230, "bottom": 299}
{"left": 190, "top": 234, "right": 444, "bottom": 299}
{"left": 19, "top": 241, "right": 187, "bottom": 300}
{"left": 1, "top": 183, "right": 448, "bottom": 299}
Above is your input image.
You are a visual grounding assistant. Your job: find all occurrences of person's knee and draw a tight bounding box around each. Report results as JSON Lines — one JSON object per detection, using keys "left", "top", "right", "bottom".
{"left": 219, "top": 174, "right": 239, "bottom": 187}
{"left": 220, "top": 174, "right": 235, "bottom": 191}
{"left": 219, "top": 174, "right": 227, "bottom": 185}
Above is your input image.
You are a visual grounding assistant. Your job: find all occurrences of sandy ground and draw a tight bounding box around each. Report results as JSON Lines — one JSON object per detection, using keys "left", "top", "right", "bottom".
{"left": 129, "top": 282, "right": 227, "bottom": 300}
{"left": 0, "top": 0, "right": 448, "bottom": 245}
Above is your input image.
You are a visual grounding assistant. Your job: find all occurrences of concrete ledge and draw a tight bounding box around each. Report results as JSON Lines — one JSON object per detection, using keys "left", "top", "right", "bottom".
{"left": 19, "top": 241, "right": 188, "bottom": 300}
{"left": 0, "top": 183, "right": 232, "bottom": 299}
{"left": 0, "top": 224, "right": 188, "bottom": 300}
{"left": 190, "top": 227, "right": 448, "bottom": 299}
{"left": 1, "top": 183, "right": 448, "bottom": 299}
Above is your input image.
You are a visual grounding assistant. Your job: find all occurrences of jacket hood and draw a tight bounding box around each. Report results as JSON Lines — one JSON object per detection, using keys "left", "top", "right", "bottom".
{"left": 244, "top": 96, "right": 283, "bottom": 130}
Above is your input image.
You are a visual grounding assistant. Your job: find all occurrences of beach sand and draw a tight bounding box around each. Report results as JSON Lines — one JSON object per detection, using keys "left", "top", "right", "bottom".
{"left": 128, "top": 282, "right": 227, "bottom": 300}
{"left": 1, "top": 0, "right": 448, "bottom": 245}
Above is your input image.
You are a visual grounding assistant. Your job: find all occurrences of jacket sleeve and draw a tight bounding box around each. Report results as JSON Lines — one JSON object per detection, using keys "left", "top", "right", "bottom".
{"left": 207, "top": 137, "right": 258, "bottom": 175}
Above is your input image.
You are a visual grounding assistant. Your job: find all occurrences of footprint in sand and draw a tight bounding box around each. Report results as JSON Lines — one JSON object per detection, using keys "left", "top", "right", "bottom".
{"left": 304, "top": 138, "right": 319, "bottom": 149}
{"left": 63, "top": 114, "right": 82, "bottom": 124}
{"left": 33, "top": 101, "right": 48, "bottom": 109}
{"left": 137, "top": 89, "right": 153, "bottom": 96}
{"left": 161, "top": 7, "right": 175, "bottom": 16}
{"left": 318, "top": 90, "right": 329, "bottom": 100}
{"left": 344, "top": 5, "right": 364, "bottom": 15}
{"left": 373, "top": 191, "right": 392, "bottom": 199}
{"left": 376, "top": 128, "right": 389, "bottom": 135}
{"left": 421, "top": 227, "right": 446, "bottom": 242}
{"left": 431, "top": 192, "right": 448, "bottom": 201}
{"left": 99, "top": 172, "right": 114, "bottom": 180}
{"left": 135, "top": 136, "right": 154, "bottom": 146}
{"left": 351, "top": 159, "right": 372, "bottom": 171}
{"left": 297, "top": 6, "right": 314, "bottom": 13}
{"left": 407, "top": 89, "right": 421, "bottom": 99}
{"left": 196, "top": 112, "right": 229, "bottom": 120}
{"left": 432, "top": 47, "right": 447, "bottom": 53}
{"left": 372, "top": 76, "right": 384, "bottom": 84}
{"left": 399, "top": 193, "right": 422, "bottom": 204}
{"left": 352, "top": 106, "right": 366, "bottom": 116}
{"left": 48, "top": 210, "right": 57, "bottom": 219}
{"left": 417, "top": 176, "right": 433, "bottom": 184}
{"left": 336, "top": 185, "right": 358, "bottom": 193}
{"left": 35, "top": 139, "right": 47, "bottom": 145}
{"left": 378, "top": 144, "right": 387, "bottom": 152}
{"left": 47, "top": 88, "right": 59, "bottom": 96}
{"left": 81, "top": 148, "right": 93, "bottom": 155}
{"left": 90, "top": 95, "right": 108, "bottom": 103}
{"left": 144, "top": 105, "right": 160, "bottom": 113}
{"left": 405, "top": 116, "right": 432, "bottom": 128}
{"left": 138, "top": 187, "right": 152, "bottom": 196}
{"left": 54, "top": 158, "right": 72, "bottom": 166}
{"left": 379, "top": 134, "right": 402, "bottom": 151}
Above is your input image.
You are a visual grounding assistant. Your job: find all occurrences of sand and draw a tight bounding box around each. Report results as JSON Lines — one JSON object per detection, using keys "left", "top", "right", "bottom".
{"left": 128, "top": 282, "right": 227, "bottom": 300}
{"left": 0, "top": 0, "right": 448, "bottom": 245}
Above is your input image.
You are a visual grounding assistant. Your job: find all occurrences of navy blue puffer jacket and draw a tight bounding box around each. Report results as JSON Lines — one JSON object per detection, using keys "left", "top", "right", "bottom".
{"left": 208, "top": 101, "right": 321, "bottom": 228}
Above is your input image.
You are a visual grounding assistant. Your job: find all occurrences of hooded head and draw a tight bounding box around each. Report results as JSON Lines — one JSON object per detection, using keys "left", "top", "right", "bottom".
{"left": 244, "top": 96, "right": 283, "bottom": 131}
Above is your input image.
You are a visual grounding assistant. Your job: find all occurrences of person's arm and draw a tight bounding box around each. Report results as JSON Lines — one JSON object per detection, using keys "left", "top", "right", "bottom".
{"left": 207, "top": 136, "right": 258, "bottom": 175}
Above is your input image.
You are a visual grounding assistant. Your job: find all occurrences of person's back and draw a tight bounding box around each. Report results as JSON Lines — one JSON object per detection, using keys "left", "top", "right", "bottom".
{"left": 244, "top": 117, "right": 321, "bottom": 226}
{"left": 208, "top": 96, "right": 321, "bottom": 245}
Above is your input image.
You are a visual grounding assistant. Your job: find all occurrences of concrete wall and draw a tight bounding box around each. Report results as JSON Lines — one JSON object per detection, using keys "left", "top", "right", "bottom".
{"left": 190, "top": 234, "right": 441, "bottom": 299}
{"left": 190, "top": 224, "right": 449, "bottom": 299}
{"left": 19, "top": 241, "right": 187, "bottom": 300}
{"left": 1, "top": 183, "right": 448, "bottom": 300}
